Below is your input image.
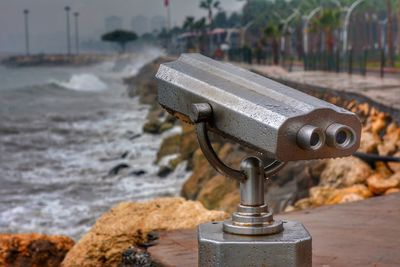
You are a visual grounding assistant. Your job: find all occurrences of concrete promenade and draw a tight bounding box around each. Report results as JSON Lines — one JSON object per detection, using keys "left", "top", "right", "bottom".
{"left": 149, "top": 193, "right": 400, "bottom": 267}
{"left": 247, "top": 64, "right": 400, "bottom": 119}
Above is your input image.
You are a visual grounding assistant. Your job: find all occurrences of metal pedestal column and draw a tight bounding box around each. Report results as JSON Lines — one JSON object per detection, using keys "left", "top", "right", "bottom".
{"left": 198, "top": 157, "right": 312, "bottom": 267}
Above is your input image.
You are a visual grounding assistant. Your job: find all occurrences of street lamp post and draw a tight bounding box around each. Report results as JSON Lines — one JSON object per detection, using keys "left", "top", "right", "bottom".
{"left": 74, "top": 12, "right": 80, "bottom": 54}
{"left": 23, "top": 9, "right": 30, "bottom": 56}
{"left": 303, "top": 7, "right": 322, "bottom": 55}
{"left": 342, "top": 0, "right": 366, "bottom": 52}
{"left": 379, "top": 18, "right": 388, "bottom": 78}
{"left": 65, "top": 6, "right": 71, "bottom": 55}
{"left": 280, "top": 9, "right": 300, "bottom": 68}
{"left": 303, "top": 7, "right": 322, "bottom": 70}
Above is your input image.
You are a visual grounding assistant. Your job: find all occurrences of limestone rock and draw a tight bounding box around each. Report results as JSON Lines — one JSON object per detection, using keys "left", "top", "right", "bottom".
{"left": 179, "top": 123, "right": 198, "bottom": 163}
{"left": 308, "top": 186, "right": 336, "bottom": 206}
{"left": 319, "top": 157, "right": 372, "bottom": 188}
{"left": 0, "top": 233, "right": 74, "bottom": 267}
{"left": 375, "top": 162, "right": 393, "bottom": 178}
{"left": 367, "top": 173, "right": 400, "bottom": 195}
{"left": 384, "top": 188, "right": 400, "bottom": 195}
{"left": 142, "top": 119, "right": 161, "bottom": 134}
{"left": 120, "top": 247, "right": 157, "bottom": 267}
{"left": 377, "top": 123, "right": 400, "bottom": 156}
{"left": 359, "top": 130, "right": 381, "bottom": 153}
{"left": 370, "top": 112, "right": 387, "bottom": 134}
{"left": 181, "top": 148, "right": 216, "bottom": 200}
{"left": 388, "top": 152, "right": 400, "bottom": 173}
{"left": 197, "top": 175, "right": 239, "bottom": 211}
{"left": 325, "top": 185, "right": 372, "bottom": 205}
{"left": 155, "top": 134, "right": 181, "bottom": 164}
{"left": 181, "top": 143, "right": 245, "bottom": 207}
{"left": 294, "top": 184, "right": 372, "bottom": 209}
{"left": 293, "top": 198, "right": 313, "bottom": 210}
{"left": 158, "top": 122, "right": 174, "bottom": 133}
{"left": 217, "top": 190, "right": 241, "bottom": 214}
{"left": 62, "top": 197, "right": 227, "bottom": 267}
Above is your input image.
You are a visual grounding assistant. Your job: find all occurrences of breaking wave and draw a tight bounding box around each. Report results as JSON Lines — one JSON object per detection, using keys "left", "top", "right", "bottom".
{"left": 52, "top": 73, "right": 108, "bottom": 92}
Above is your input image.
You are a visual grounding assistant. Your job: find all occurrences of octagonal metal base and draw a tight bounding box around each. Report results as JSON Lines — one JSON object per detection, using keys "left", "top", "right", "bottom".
{"left": 198, "top": 221, "right": 312, "bottom": 267}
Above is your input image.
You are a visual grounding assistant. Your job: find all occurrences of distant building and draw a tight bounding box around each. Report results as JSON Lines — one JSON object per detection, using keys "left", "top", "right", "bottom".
{"left": 131, "top": 15, "right": 149, "bottom": 35}
{"left": 151, "top": 16, "right": 166, "bottom": 33}
{"left": 105, "top": 16, "right": 123, "bottom": 32}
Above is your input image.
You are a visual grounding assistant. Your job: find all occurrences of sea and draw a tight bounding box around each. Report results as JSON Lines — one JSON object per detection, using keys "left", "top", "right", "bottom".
{"left": 0, "top": 49, "right": 190, "bottom": 240}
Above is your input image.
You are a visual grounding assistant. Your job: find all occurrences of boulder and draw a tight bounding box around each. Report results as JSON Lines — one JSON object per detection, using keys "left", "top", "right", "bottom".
{"left": 120, "top": 247, "right": 156, "bottom": 267}
{"left": 388, "top": 158, "right": 400, "bottom": 173}
{"left": 158, "top": 122, "right": 174, "bottom": 133}
{"left": 155, "top": 134, "right": 181, "bottom": 164}
{"left": 370, "top": 112, "right": 387, "bottom": 134}
{"left": 377, "top": 123, "right": 400, "bottom": 156}
{"left": 367, "top": 173, "right": 400, "bottom": 195}
{"left": 294, "top": 184, "right": 372, "bottom": 209}
{"left": 181, "top": 148, "right": 216, "bottom": 200}
{"left": 293, "top": 198, "right": 313, "bottom": 210}
{"left": 375, "top": 162, "right": 393, "bottom": 178}
{"left": 62, "top": 197, "right": 227, "bottom": 267}
{"left": 108, "top": 163, "right": 130, "bottom": 176}
{"left": 181, "top": 143, "right": 245, "bottom": 204}
{"left": 179, "top": 123, "right": 198, "bottom": 163}
{"left": 384, "top": 188, "right": 400, "bottom": 195}
{"left": 308, "top": 186, "right": 336, "bottom": 206}
{"left": 142, "top": 119, "right": 161, "bottom": 134}
{"left": 358, "top": 129, "right": 381, "bottom": 153}
{"left": 325, "top": 184, "right": 372, "bottom": 205}
{"left": 319, "top": 157, "right": 372, "bottom": 188}
{"left": 217, "top": 190, "right": 241, "bottom": 214}
{"left": 197, "top": 175, "right": 239, "bottom": 211}
{"left": 0, "top": 233, "right": 74, "bottom": 267}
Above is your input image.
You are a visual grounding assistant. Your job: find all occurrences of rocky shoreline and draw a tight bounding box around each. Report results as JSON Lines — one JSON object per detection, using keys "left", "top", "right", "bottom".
{"left": 1, "top": 57, "right": 400, "bottom": 266}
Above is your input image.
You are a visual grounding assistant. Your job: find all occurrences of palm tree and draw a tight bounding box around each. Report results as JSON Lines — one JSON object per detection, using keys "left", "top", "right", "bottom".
{"left": 183, "top": 16, "right": 196, "bottom": 50}
{"left": 183, "top": 16, "right": 195, "bottom": 32}
{"left": 314, "top": 9, "right": 341, "bottom": 55}
{"left": 193, "top": 17, "right": 207, "bottom": 52}
{"left": 264, "top": 21, "right": 282, "bottom": 65}
{"left": 199, "top": 0, "right": 220, "bottom": 24}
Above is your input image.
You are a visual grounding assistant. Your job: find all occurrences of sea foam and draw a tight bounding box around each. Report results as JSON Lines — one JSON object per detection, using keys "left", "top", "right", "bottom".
{"left": 55, "top": 73, "right": 108, "bottom": 92}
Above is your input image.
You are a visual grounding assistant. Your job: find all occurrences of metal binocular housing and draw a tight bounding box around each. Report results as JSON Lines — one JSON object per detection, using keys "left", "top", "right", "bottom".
{"left": 156, "top": 53, "right": 361, "bottom": 162}
{"left": 156, "top": 54, "right": 361, "bottom": 267}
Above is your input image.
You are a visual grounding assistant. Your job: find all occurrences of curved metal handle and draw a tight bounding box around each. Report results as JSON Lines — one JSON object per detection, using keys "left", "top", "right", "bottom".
{"left": 191, "top": 103, "right": 286, "bottom": 181}
{"left": 196, "top": 121, "right": 246, "bottom": 181}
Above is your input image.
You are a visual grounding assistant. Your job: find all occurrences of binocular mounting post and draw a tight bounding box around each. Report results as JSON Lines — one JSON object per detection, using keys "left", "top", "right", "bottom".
{"left": 191, "top": 103, "right": 312, "bottom": 267}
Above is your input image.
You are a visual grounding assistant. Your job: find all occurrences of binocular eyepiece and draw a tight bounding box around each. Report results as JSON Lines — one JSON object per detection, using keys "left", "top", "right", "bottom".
{"left": 297, "top": 123, "right": 356, "bottom": 151}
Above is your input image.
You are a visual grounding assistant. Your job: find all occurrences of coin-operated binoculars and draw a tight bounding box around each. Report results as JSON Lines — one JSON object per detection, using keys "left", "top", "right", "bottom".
{"left": 156, "top": 54, "right": 361, "bottom": 267}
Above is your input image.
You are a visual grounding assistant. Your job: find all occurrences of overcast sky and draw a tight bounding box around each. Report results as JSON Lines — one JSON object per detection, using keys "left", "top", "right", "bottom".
{"left": 0, "top": 0, "right": 244, "bottom": 53}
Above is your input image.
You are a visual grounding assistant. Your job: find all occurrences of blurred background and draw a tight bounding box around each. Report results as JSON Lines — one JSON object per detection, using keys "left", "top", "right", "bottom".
{"left": 1, "top": 0, "right": 399, "bottom": 74}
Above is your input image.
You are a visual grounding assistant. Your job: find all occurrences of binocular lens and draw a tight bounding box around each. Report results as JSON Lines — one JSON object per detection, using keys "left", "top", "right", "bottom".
{"left": 336, "top": 130, "right": 347, "bottom": 145}
{"left": 297, "top": 123, "right": 356, "bottom": 151}
{"left": 297, "top": 125, "right": 325, "bottom": 151}
{"left": 326, "top": 123, "right": 356, "bottom": 149}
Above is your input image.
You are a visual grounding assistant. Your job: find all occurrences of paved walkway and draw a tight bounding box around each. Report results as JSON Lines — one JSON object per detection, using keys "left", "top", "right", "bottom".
{"left": 246, "top": 64, "right": 400, "bottom": 118}
{"left": 149, "top": 193, "right": 400, "bottom": 267}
